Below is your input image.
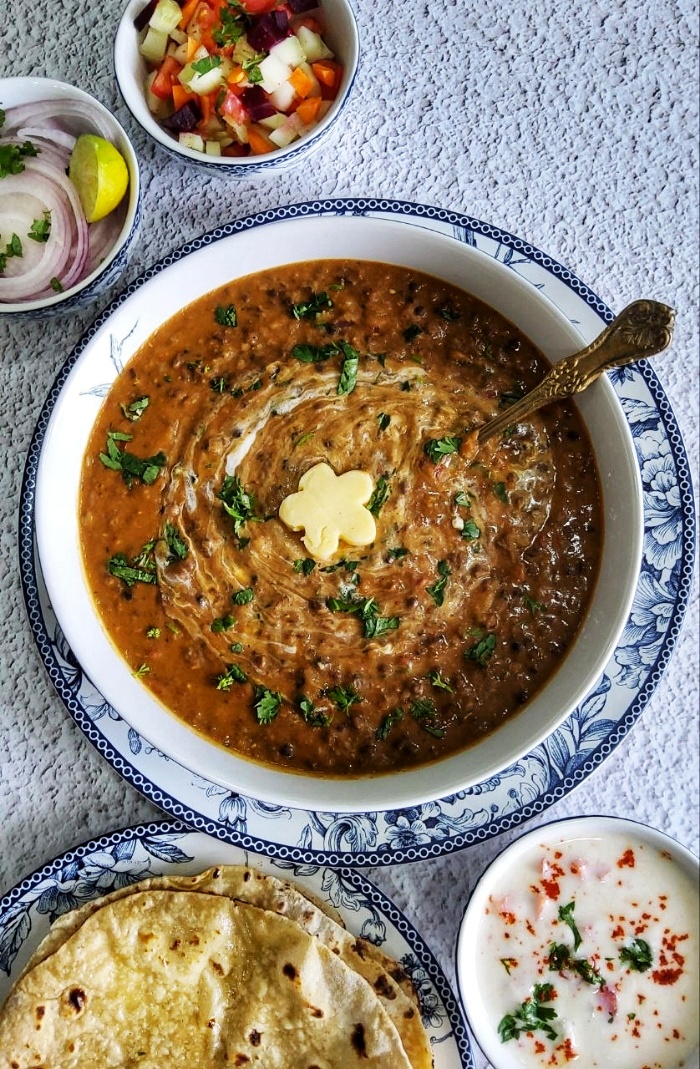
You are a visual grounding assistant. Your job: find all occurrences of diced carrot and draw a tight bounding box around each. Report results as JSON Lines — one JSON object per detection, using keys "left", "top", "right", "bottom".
{"left": 226, "top": 65, "right": 248, "bottom": 86}
{"left": 172, "top": 83, "right": 194, "bottom": 110}
{"left": 186, "top": 35, "right": 201, "bottom": 61}
{"left": 150, "top": 55, "right": 183, "bottom": 100}
{"left": 198, "top": 89, "right": 220, "bottom": 125}
{"left": 288, "top": 66, "right": 314, "bottom": 99}
{"left": 311, "top": 59, "right": 342, "bottom": 94}
{"left": 247, "top": 124, "right": 274, "bottom": 154}
{"left": 295, "top": 95, "right": 322, "bottom": 124}
{"left": 178, "top": 0, "right": 200, "bottom": 30}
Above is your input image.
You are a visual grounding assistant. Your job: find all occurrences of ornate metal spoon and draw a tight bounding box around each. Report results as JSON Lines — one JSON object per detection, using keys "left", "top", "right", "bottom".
{"left": 477, "top": 299, "right": 675, "bottom": 445}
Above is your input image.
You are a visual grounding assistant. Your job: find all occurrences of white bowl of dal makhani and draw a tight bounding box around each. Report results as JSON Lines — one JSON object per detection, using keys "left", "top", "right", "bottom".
{"left": 35, "top": 213, "right": 643, "bottom": 812}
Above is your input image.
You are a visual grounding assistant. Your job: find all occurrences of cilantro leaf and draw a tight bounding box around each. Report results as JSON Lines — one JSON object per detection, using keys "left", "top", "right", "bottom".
{"left": 254, "top": 686, "right": 283, "bottom": 724}
{"left": 619, "top": 938, "right": 653, "bottom": 972}
{"left": 424, "top": 436, "right": 462, "bottom": 463}
{"left": 214, "top": 302, "right": 237, "bottom": 327}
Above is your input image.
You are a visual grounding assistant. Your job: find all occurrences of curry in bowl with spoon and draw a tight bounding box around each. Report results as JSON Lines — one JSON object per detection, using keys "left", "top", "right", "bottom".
{"left": 79, "top": 259, "right": 601, "bottom": 776}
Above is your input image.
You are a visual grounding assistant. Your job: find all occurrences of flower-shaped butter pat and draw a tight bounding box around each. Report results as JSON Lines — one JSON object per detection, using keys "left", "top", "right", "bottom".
{"left": 279, "top": 462, "right": 377, "bottom": 561}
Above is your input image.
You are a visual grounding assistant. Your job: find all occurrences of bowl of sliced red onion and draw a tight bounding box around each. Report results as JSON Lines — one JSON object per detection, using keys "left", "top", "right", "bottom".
{"left": 114, "top": 0, "right": 359, "bottom": 175}
{"left": 0, "top": 76, "right": 140, "bottom": 317}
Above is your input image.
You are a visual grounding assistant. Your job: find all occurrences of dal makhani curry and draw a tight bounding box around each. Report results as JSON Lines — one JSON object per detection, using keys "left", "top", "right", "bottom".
{"left": 79, "top": 260, "right": 602, "bottom": 776}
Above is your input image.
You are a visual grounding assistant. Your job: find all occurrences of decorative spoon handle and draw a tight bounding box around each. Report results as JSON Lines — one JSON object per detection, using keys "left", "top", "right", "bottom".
{"left": 477, "top": 299, "right": 675, "bottom": 444}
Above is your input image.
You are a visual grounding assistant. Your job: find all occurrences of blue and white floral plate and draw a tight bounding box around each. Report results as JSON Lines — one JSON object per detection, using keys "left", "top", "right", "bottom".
{"left": 0, "top": 820, "right": 474, "bottom": 1067}
{"left": 19, "top": 199, "right": 695, "bottom": 866}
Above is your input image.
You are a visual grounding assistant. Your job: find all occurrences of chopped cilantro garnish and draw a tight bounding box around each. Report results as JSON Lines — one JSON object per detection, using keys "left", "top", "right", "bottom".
{"left": 424, "top": 436, "right": 462, "bottom": 463}
{"left": 107, "top": 551, "right": 158, "bottom": 588}
{"left": 426, "top": 669, "right": 454, "bottom": 692}
{"left": 232, "top": 587, "right": 254, "bottom": 605}
{"left": 426, "top": 560, "right": 451, "bottom": 606}
{"left": 367, "top": 474, "right": 391, "bottom": 516}
{"left": 523, "top": 589, "right": 545, "bottom": 614}
{"left": 291, "top": 340, "right": 342, "bottom": 363}
{"left": 409, "top": 697, "right": 445, "bottom": 738}
{"left": 254, "top": 685, "right": 283, "bottom": 724}
{"left": 299, "top": 696, "right": 332, "bottom": 727}
{"left": 210, "top": 375, "right": 229, "bottom": 393}
{"left": 50, "top": 277, "right": 63, "bottom": 293}
{"left": 454, "top": 490, "right": 473, "bottom": 508}
{"left": 498, "top": 983, "right": 558, "bottom": 1044}
{"left": 214, "top": 302, "right": 237, "bottom": 327}
{"left": 619, "top": 938, "right": 653, "bottom": 972}
{"left": 464, "top": 630, "right": 497, "bottom": 666}
{"left": 133, "top": 663, "right": 150, "bottom": 678}
{"left": 293, "top": 557, "right": 316, "bottom": 576}
{"left": 325, "top": 593, "right": 399, "bottom": 640}
{"left": 328, "top": 685, "right": 361, "bottom": 714}
{"left": 211, "top": 614, "right": 236, "bottom": 633}
{"left": 547, "top": 943, "right": 605, "bottom": 985}
{"left": 558, "top": 901, "right": 583, "bottom": 951}
{"left": 218, "top": 474, "right": 258, "bottom": 539}
{"left": 216, "top": 662, "right": 248, "bottom": 689}
{"left": 164, "top": 522, "right": 188, "bottom": 563}
{"left": 493, "top": 480, "right": 510, "bottom": 503}
{"left": 192, "top": 54, "right": 222, "bottom": 74}
{"left": 376, "top": 707, "right": 404, "bottom": 740}
{"left": 28, "top": 211, "right": 51, "bottom": 242}
{"left": 387, "top": 546, "right": 409, "bottom": 561}
{"left": 462, "top": 520, "right": 481, "bottom": 541}
{"left": 98, "top": 430, "right": 166, "bottom": 487}
{"left": 0, "top": 140, "right": 39, "bottom": 179}
{"left": 337, "top": 341, "right": 359, "bottom": 395}
{"left": 145, "top": 626, "right": 160, "bottom": 639}
{"left": 290, "top": 290, "right": 334, "bottom": 319}
{"left": 120, "top": 395, "right": 149, "bottom": 422}
{"left": 293, "top": 431, "right": 315, "bottom": 449}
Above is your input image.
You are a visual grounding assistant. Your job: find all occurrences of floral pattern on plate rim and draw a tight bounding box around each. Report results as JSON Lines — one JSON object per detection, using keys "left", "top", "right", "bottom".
{"left": 18, "top": 198, "right": 696, "bottom": 867}
{"left": 0, "top": 820, "right": 473, "bottom": 1068}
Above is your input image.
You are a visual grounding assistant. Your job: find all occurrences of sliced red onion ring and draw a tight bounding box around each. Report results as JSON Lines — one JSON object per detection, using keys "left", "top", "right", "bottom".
{"left": 1, "top": 99, "right": 114, "bottom": 141}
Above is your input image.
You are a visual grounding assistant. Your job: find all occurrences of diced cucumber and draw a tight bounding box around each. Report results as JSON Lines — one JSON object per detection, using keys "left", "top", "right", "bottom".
{"left": 205, "top": 140, "right": 222, "bottom": 156}
{"left": 270, "top": 35, "right": 305, "bottom": 68}
{"left": 269, "top": 112, "right": 304, "bottom": 148}
{"left": 294, "top": 25, "right": 333, "bottom": 63}
{"left": 258, "top": 53, "right": 292, "bottom": 93}
{"left": 269, "top": 79, "right": 296, "bottom": 112}
{"left": 232, "top": 38, "right": 259, "bottom": 66}
{"left": 139, "top": 26, "right": 169, "bottom": 64}
{"left": 259, "top": 112, "right": 287, "bottom": 130}
{"left": 189, "top": 66, "right": 225, "bottom": 94}
{"left": 149, "top": 0, "right": 182, "bottom": 35}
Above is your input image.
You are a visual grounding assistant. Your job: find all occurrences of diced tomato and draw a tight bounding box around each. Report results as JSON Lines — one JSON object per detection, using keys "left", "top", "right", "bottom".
{"left": 237, "top": 0, "right": 282, "bottom": 12}
{"left": 220, "top": 89, "right": 250, "bottom": 125}
{"left": 150, "top": 55, "right": 183, "bottom": 100}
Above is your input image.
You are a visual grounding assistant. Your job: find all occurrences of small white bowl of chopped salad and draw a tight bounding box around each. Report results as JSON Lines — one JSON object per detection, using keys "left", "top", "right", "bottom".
{"left": 456, "top": 815, "right": 700, "bottom": 1069}
{"left": 0, "top": 76, "right": 140, "bottom": 318}
{"left": 114, "top": 0, "right": 359, "bottom": 174}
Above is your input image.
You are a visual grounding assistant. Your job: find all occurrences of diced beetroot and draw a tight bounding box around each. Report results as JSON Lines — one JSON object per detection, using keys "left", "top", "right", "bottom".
{"left": 163, "top": 99, "right": 203, "bottom": 132}
{"left": 286, "top": 0, "right": 318, "bottom": 12}
{"left": 240, "top": 85, "right": 277, "bottom": 121}
{"left": 247, "top": 9, "right": 290, "bottom": 51}
{"left": 134, "top": 0, "right": 160, "bottom": 31}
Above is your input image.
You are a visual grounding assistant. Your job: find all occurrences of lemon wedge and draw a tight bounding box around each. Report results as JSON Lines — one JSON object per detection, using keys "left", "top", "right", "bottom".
{"left": 68, "top": 134, "right": 129, "bottom": 223}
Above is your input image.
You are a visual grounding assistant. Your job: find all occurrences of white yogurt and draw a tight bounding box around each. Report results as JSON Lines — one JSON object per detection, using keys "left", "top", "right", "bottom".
{"left": 457, "top": 817, "right": 699, "bottom": 1069}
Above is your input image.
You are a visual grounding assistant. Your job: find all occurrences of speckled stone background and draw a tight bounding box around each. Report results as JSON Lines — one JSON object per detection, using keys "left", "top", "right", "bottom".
{"left": 0, "top": 1, "right": 697, "bottom": 1065}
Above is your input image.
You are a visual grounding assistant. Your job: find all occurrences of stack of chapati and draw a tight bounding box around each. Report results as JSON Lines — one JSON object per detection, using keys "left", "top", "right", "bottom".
{"left": 0, "top": 866, "right": 434, "bottom": 1068}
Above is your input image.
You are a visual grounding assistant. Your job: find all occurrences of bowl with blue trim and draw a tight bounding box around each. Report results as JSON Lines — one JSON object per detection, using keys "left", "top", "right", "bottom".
{"left": 114, "top": 0, "right": 359, "bottom": 175}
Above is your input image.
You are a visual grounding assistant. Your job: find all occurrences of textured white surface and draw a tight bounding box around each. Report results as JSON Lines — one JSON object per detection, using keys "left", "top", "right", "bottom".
{"left": 0, "top": 1, "right": 697, "bottom": 1066}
